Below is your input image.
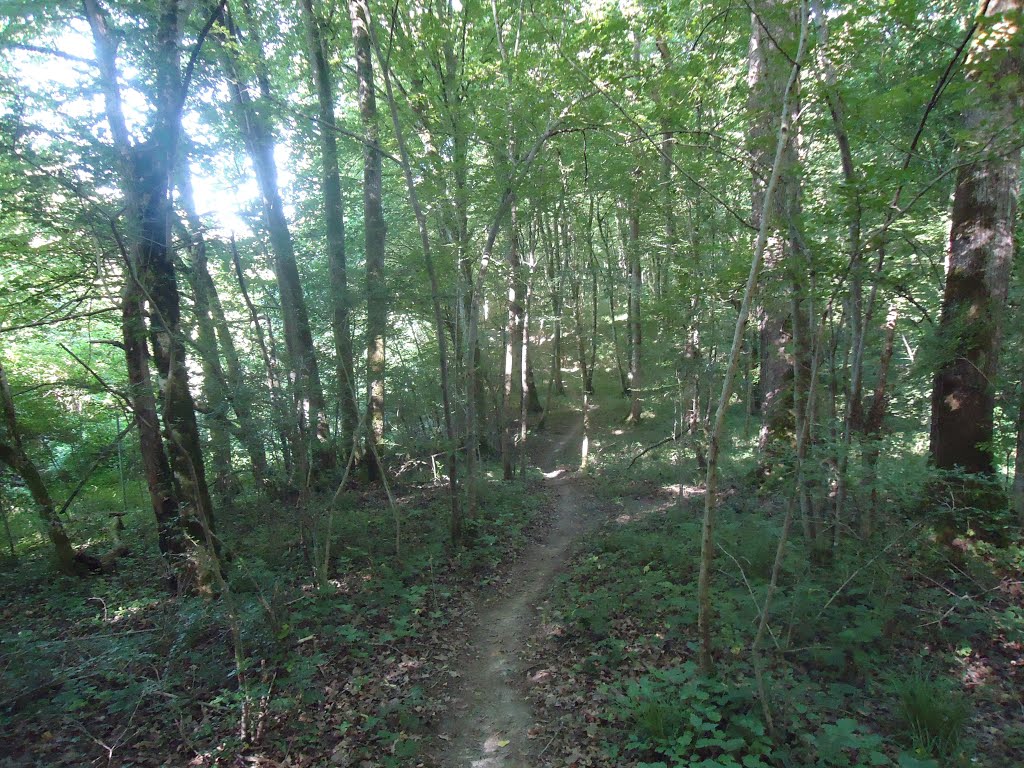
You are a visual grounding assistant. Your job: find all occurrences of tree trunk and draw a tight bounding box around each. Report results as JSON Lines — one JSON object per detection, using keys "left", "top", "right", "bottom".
{"left": 219, "top": 6, "right": 333, "bottom": 486}
{"left": 930, "top": 0, "right": 1022, "bottom": 475}
{"left": 862, "top": 304, "right": 899, "bottom": 536}
{"left": 301, "top": 0, "right": 358, "bottom": 465}
{"left": 464, "top": 120, "right": 564, "bottom": 517}
{"left": 545, "top": 212, "right": 566, "bottom": 397}
{"left": 185, "top": 241, "right": 234, "bottom": 499}
{"left": 85, "top": 0, "right": 220, "bottom": 590}
{"left": 562, "top": 206, "right": 592, "bottom": 400}
{"left": 597, "top": 210, "right": 630, "bottom": 395}
{"left": 521, "top": 240, "right": 539, "bottom": 474}
{"left": 698, "top": 3, "right": 807, "bottom": 673}
{"left": 349, "top": 0, "right": 388, "bottom": 483}
{"left": 570, "top": 263, "right": 591, "bottom": 403}
{"left": 502, "top": 206, "right": 524, "bottom": 481}
{"left": 658, "top": 38, "right": 676, "bottom": 303}
{"left": 176, "top": 174, "right": 237, "bottom": 498}
{"left": 121, "top": 280, "right": 186, "bottom": 568}
{"left": 0, "top": 358, "right": 77, "bottom": 574}
{"left": 230, "top": 236, "right": 290, "bottom": 483}
{"left": 1015, "top": 380, "right": 1024, "bottom": 531}
{"left": 586, "top": 205, "right": 599, "bottom": 396}
{"left": 177, "top": 168, "right": 270, "bottom": 491}
{"left": 749, "top": 0, "right": 802, "bottom": 468}
{"left": 626, "top": 188, "right": 643, "bottom": 424}
{"left": 374, "top": 32, "right": 462, "bottom": 545}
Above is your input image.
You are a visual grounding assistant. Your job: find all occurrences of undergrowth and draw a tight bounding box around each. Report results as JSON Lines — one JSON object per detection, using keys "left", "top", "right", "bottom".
{"left": 0, "top": 470, "right": 544, "bottom": 767}
{"left": 528, "top": 391, "right": 1023, "bottom": 768}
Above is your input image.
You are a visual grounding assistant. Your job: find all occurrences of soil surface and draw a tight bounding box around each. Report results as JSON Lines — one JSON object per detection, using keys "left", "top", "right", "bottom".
{"left": 439, "top": 412, "right": 606, "bottom": 767}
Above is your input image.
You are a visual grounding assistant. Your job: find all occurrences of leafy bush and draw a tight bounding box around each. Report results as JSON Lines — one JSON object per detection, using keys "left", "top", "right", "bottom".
{"left": 804, "top": 717, "right": 891, "bottom": 767}
{"left": 617, "top": 663, "right": 773, "bottom": 767}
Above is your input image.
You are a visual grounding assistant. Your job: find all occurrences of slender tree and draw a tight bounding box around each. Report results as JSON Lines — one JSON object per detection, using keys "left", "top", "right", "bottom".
{"left": 217, "top": 1, "right": 333, "bottom": 486}
{"left": 698, "top": 1, "right": 808, "bottom": 672}
{"left": 177, "top": 166, "right": 271, "bottom": 492}
{"left": 749, "top": 0, "right": 804, "bottom": 467}
{"left": 373, "top": 23, "right": 462, "bottom": 543}
{"left": 625, "top": 185, "right": 643, "bottom": 424}
{"left": 0, "top": 356, "right": 76, "bottom": 574}
{"left": 349, "top": 0, "right": 388, "bottom": 483}
{"left": 299, "top": 0, "right": 358, "bottom": 462}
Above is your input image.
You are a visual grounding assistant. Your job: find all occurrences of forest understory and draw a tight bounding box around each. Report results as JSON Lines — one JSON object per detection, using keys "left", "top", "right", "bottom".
{"left": 3, "top": 398, "right": 1024, "bottom": 768}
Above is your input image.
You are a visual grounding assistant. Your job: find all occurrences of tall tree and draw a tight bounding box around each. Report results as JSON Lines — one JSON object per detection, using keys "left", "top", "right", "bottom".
{"left": 83, "top": 0, "right": 221, "bottom": 588}
{"left": 502, "top": 206, "right": 524, "bottom": 480}
{"left": 349, "top": 0, "right": 388, "bottom": 483}
{"left": 177, "top": 175, "right": 235, "bottom": 498}
{"left": 374, "top": 23, "right": 463, "bottom": 544}
{"left": 217, "top": 1, "right": 334, "bottom": 487}
{"left": 929, "top": 0, "right": 1023, "bottom": 475}
{"left": 299, "top": 0, "right": 358, "bottom": 462}
{"left": 748, "top": 0, "right": 804, "bottom": 466}
{"left": 177, "top": 165, "right": 270, "bottom": 492}
{"left": 698, "top": 0, "right": 809, "bottom": 672}
{"left": 625, "top": 185, "right": 643, "bottom": 424}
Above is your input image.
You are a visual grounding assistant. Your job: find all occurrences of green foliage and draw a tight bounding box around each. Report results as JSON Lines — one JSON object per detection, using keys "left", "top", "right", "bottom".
{"left": 925, "top": 470, "right": 1016, "bottom": 544}
{"left": 892, "top": 671, "right": 970, "bottom": 766}
{"left": 618, "top": 663, "right": 772, "bottom": 767}
{"left": 805, "top": 718, "right": 891, "bottom": 768}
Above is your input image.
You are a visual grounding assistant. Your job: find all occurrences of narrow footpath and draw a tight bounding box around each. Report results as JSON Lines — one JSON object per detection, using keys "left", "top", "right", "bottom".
{"left": 440, "top": 413, "right": 606, "bottom": 767}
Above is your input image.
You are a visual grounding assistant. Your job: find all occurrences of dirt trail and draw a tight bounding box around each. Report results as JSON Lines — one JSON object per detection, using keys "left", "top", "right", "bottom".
{"left": 440, "top": 413, "right": 603, "bottom": 767}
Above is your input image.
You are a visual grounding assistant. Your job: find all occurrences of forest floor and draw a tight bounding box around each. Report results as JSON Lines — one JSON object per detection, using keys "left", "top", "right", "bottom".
{"left": 439, "top": 408, "right": 608, "bottom": 768}
{"left": 3, "top": 402, "right": 1023, "bottom": 767}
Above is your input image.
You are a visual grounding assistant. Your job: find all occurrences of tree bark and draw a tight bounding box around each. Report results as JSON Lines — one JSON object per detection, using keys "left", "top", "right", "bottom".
{"left": 121, "top": 278, "right": 185, "bottom": 567}
{"left": 862, "top": 303, "right": 899, "bottom": 535}
{"left": 176, "top": 174, "right": 236, "bottom": 498}
{"left": 626, "top": 187, "right": 643, "bottom": 424}
{"left": 229, "top": 236, "right": 292, "bottom": 482}
{"left": 349, "top": 0, "right": 388, "bottom": 484}
{"left": 930, "top": 0, "right": 1022, "bottom": 475}
{"left": 501, "top": 207, "right": 524, "bottom": 480}
{"left": 698, "top": 2, "right": 807, "bottom": 673}
{"left": 177, "top": 168, "right": 270, "bottom": 492}
{"left": 543, "top": 212, "right": 566, "bottom": 397}
{"left": 374, "top": 28, "right": 462, "bottom": 544}
{"left": 1015, "top": 379, "right": 1024, "bottom": 531}
{"left": 597, "top": 209, "right": 630, "bottom": 395}
{"left": 749, "top": 0, "right": 803, "bottom": 467}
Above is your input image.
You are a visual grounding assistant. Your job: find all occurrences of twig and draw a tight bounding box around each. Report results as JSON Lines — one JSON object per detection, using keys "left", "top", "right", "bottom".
{"left": 58, "top": 343, "right": 133, "bottom": 414}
